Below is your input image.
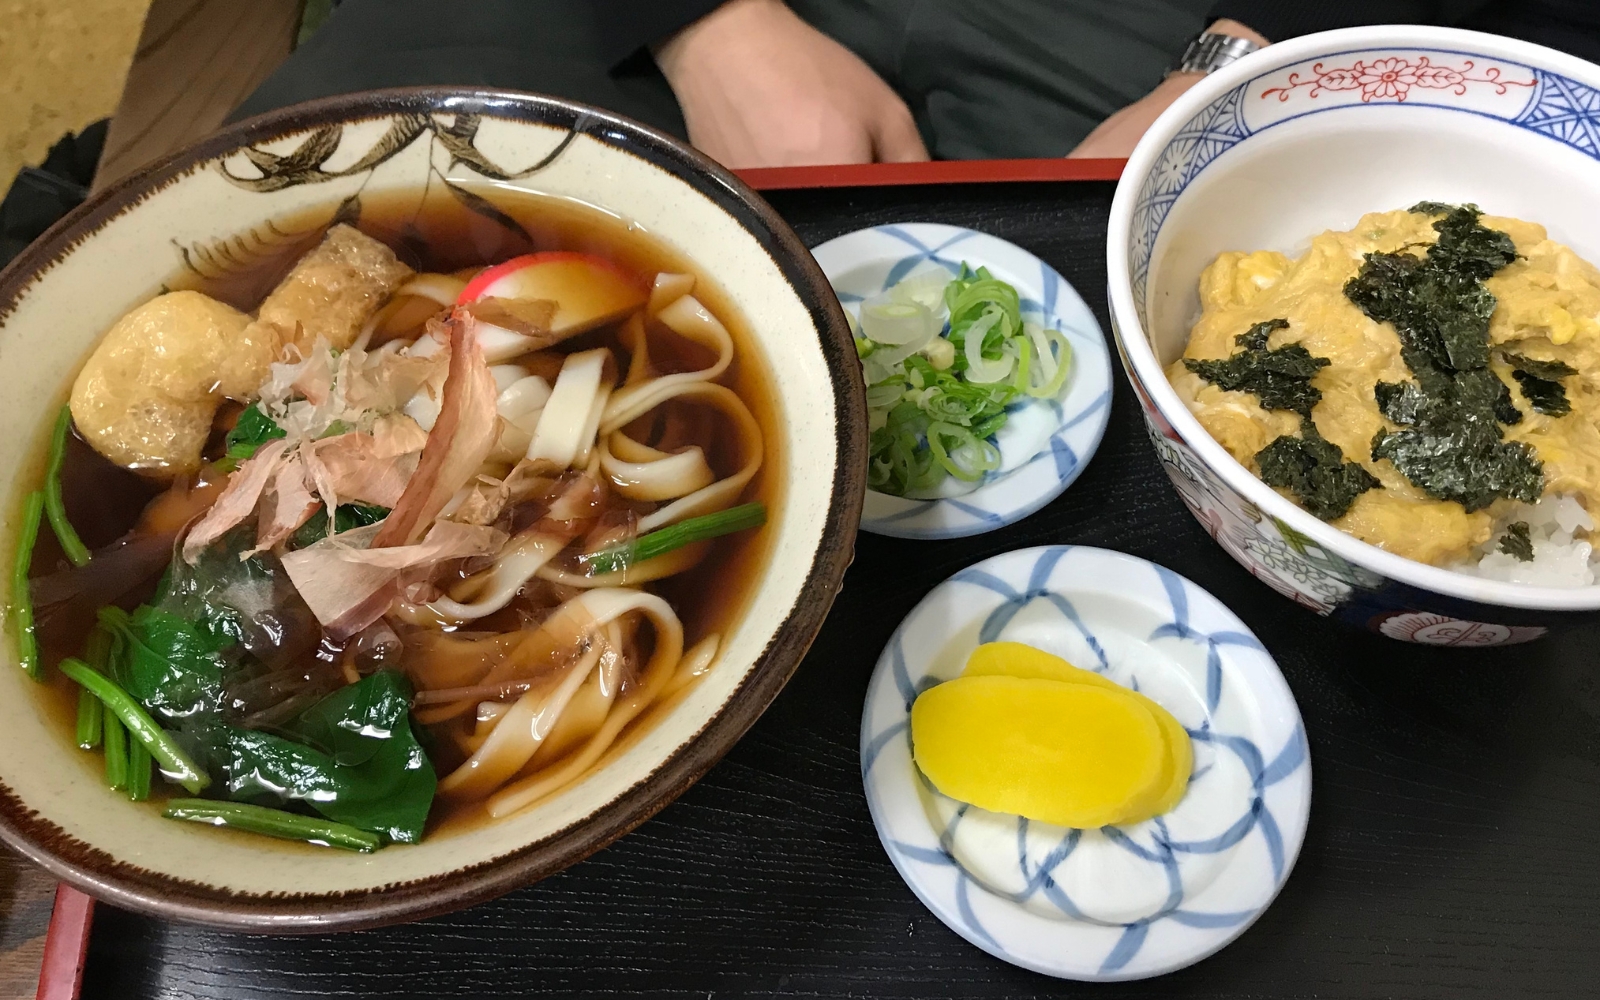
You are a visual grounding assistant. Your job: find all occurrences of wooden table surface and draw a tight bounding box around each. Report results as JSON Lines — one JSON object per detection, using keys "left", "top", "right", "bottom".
{"left": 0, "top": 851, "right": 57, "bottom": 999}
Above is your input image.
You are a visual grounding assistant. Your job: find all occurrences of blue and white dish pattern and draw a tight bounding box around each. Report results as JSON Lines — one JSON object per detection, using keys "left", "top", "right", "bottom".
{"left": 812, "top": 224, "right": 1111, "bottom": 539}
{"left": 1108, "top": 27, "right": 1600, "bottom": 644}
{"left": 861, "top": 546, "right": 1311, "bottom": 981}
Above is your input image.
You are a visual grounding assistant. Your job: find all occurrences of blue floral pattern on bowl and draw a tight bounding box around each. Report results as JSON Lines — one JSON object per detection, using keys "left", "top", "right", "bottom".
{"left": 861, "top": 546, "right": 1311, "bottom": 980}
{"left": 812, "top": 224, "right": 1111, "bottom": 539}
{"left": 1108, "top": 27, "right": 1600, "bottom": 645}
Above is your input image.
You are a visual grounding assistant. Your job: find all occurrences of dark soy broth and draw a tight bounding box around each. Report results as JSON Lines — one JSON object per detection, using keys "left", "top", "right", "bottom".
{"left": 26, "top": 182, "right": 784, "bottom": 838}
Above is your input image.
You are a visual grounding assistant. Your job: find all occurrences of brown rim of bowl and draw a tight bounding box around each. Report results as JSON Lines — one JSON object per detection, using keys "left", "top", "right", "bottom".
{"left": 0, "top": 86, "right": 867, "bottom": 932}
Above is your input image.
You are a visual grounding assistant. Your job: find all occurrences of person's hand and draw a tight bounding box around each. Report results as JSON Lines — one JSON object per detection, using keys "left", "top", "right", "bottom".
{"left": 654, "top": 0, "right": 929, "bottom": 169}
{"left": 1068, "top": 20, "right": 1268, "bottom": 159}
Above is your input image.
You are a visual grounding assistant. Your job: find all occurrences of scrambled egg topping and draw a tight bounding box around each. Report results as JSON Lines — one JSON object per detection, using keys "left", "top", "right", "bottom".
{"left": 1167, "top": 210, "right": 1600, "bottom": 566}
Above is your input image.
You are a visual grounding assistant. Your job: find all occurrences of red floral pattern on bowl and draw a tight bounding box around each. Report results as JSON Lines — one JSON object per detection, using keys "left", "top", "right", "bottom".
{"left": 1261, "top": 56, "right": 1535, "bottom": 104}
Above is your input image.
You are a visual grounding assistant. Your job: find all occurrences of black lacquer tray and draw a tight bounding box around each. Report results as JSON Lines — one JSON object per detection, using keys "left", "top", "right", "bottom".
{"left": 80, "top": 176, "right": 1600, "bottom": 1000}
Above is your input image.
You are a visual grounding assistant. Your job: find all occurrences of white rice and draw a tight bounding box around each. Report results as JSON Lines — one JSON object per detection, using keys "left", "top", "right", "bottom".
{"left": 1452, "top": 494, "right": 1597, "bottom": 587}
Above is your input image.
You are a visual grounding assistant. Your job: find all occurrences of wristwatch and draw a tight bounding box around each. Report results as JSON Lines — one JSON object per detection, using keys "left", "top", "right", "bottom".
{"left": 1170, "top": 32, "right": 1261, "bottom": 76}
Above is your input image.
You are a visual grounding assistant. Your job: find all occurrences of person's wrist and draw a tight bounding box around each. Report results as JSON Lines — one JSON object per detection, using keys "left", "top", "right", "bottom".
{"left": 654, "top": 0, "right": 784, "bottom": 85}
{"left": 1155, "top": 71, "right": 1204, "bottom": 96}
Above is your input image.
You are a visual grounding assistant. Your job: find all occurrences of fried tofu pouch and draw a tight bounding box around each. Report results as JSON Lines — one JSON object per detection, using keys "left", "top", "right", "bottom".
{"left": 70, "top": 225, "right": 412, "bottom": 476}
{"left": 247, "top": 223, "right": 413, "bottom": 354}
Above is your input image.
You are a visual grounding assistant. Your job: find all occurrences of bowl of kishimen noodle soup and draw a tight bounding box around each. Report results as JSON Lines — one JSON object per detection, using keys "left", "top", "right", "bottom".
{"left": 0, "top": 90, "right": 864, "bottom": 928}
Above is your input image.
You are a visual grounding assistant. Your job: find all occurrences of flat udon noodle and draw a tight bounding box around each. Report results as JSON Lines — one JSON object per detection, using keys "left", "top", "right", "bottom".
{"left": 601, "top": 293, "right": 732, "bottom": 434}
{"left": 422, "top": 472, "right": 599, "bottom": 621}
{"left": 600, "top": 381, "right": 763, "bottom": 533}
{"left": 428, "top": 297, "right": 761, "bottom": 617}
{"left": 484, "top": 629, "right": 718, "bottom": 819}
{"left": 434, "top": 588, "right": 684, "bottom": 802}
{"left": 452, "top": 617, "right": 632, "bottom": 757}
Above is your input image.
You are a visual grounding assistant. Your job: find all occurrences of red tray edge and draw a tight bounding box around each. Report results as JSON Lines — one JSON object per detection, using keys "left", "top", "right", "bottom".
{"left": 36, "top": 885, "right": 93, "bottom": 1000}
{"left": 30, "top": 154, "right": 1124, "bottom": 1000}
{"left": 735, "top": 157, "right": 1126, "bottom": 190}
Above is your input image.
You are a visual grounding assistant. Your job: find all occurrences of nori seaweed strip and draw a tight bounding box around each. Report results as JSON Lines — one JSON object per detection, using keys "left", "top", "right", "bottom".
{"left": 1346, "top": 204, "right": 1543, "bottom": 508}
{"left": 1255, "top": 417, "right": 1380, "bottom": 520}
{"left": 1499, "top": 521, "right": 1534, "bottom": 561}
{"left": 1184, "top": 318, "right": 1328, "bottom": 417}
{"left": 1501, "top": 352, "right": 1576, "bottom": 380}
{"left": 1511, "top": 369, "right": 1572, "bottom": 416}
{"left": 1502, "top": 352, "right": 1576, "bottom": 417}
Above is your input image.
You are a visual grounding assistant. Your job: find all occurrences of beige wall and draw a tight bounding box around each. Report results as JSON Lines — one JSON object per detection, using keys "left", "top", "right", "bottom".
{"left": 0, "top": 0, "right": 151, "bottom": 195}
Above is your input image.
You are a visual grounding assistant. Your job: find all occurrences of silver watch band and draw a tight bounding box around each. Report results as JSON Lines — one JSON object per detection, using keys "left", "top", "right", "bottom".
{"left": 1172, "top": 32, "right": 1261, "bottom": 76}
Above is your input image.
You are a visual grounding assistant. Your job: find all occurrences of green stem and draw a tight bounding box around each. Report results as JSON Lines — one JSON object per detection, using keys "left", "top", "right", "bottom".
{"left": 162, "top": 800, "right": 381, "bottom": 853}
{"left": 103, "top": 705, "right": 127, "bottom": 791}
{"left": 126, "top": 739, "right": 152, "bottom": 802}
{"left": 75, "top": 687, "right": 102, "bottom": 750}
{"left": 59, "top": 658, "right": 209, "bottom": 794}
{"left": 44, "top": 406, "right": 90, "bottom": 567}
{"left": 583, "top": 502, "right": 766, "bottom": 576}
{"left": 10, "top": 491, "right": 43, "bottom": 680}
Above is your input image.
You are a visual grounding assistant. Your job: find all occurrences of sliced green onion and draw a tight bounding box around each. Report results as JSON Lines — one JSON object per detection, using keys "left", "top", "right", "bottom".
{"left": 44, "top": 406, "right": 90, "bottom": 567}
{"left": 10, "top": 491, "right": 43, "bottom": 680}
{"left": 75, "top": 688, "right": 102, "bottom": 750}
{"left": 861, "top": 298, "right": 938, "bottom": 347}
{"left": 126, "top": 739, "right": 152, "bottom": 802}
{"left": 584, "top": 503, "right": 766, "bottom": 576}
{"left": 961, "top": 311, "right": 1011, "bottom": 384}
{"left": 1011, "top": 334, "right": 1033, "bottom": 396}
{"left": 1025, "top": 324, "right": 1073, "bottom": 399}
{"left": 927, "top": 422, "right": 1001, "bottom": 482}
{"left": 103, "top": 704, "right": 127, "bottom": 791}
{"left": 59, "top": 657, "right": 209, "bottom": 794}
{"left": 162, "top": 800, "right": 381, "bottom": 853}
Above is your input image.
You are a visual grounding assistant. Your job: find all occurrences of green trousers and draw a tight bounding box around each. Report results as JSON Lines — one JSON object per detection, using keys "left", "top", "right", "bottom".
{"left": 235, "top": 0, "right": 1212, "bottom": 159}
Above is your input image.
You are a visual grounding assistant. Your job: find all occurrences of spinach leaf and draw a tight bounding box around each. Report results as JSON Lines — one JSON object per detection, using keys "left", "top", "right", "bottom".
{"left": 97, "top": 605, "right": 230, "bottom": 722}
{"left": 225, "top": 404, "right": 286, "bottom": 461}
{"left": 219, "top": 671, "right": 436, "bottom": 843}
{"left": 1183, "top": 318, "right": 1328, "bottom": 417}
{"left": 289, "top": 503, "right": 389, "bottom": 550}
{"left": 1345, "top": 204, "right": 1542, "bottom": 508}
{"left": 1499, "top": 521, "right": 1534, "bottom": 561}
{"left": 159, "top": 526, "right": 321, "bottom": 673}
{"left": 1255, "top": 418, "right": 1380, "bottom": 520}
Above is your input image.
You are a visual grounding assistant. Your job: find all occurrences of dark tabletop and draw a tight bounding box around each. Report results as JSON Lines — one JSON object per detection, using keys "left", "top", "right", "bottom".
{"left": 83, "top": 181, "right": 1600, "bottom": 1000}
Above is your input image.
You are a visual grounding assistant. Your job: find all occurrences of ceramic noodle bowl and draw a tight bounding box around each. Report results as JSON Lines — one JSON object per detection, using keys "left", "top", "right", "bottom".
{"left": 0, "top": 89, "right": 864, "bottom": 929}
{"left": 1107, "top": 26, "right": 1600, "bottom": 646}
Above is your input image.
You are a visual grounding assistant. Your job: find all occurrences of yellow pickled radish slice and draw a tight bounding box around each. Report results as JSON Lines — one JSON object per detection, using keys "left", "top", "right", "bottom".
{"left": 911, "top": 676, "right": 1166, "bottom": 829}
{"left": 963, "top": 642, "right": 1193, "bottom": 822}
{"left": 965, "top": 641, "right": 1124, "bottom": 690}
{"left": 1141, "top": 704, "right": 1192, "bottom": 818}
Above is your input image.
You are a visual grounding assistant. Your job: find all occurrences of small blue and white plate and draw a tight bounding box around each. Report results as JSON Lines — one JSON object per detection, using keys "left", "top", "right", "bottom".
{"left": 861, "top": 546, "right": 1311, "bottom": 981}
{"left": 812, "top": 224, "right": 1111, "bottom": 539}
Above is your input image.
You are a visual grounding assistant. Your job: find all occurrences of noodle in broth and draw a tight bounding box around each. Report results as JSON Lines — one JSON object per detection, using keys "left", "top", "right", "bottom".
{"left": 20, "top": 188, "right": 777, "bottom": 848}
